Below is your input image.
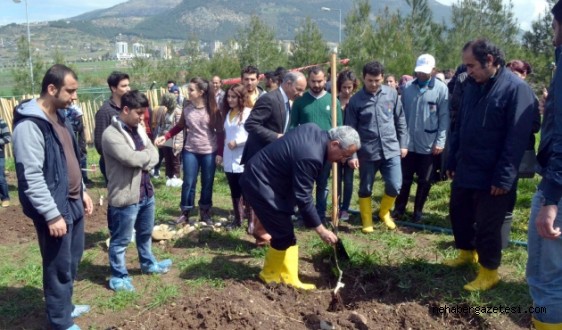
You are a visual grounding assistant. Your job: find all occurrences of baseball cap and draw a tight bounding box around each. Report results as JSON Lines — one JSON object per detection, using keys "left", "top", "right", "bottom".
{"left": 414, "top": 54, "right": 436, "bottom": 74}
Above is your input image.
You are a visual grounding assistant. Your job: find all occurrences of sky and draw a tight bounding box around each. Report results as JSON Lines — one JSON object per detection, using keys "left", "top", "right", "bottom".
{"left": 435, "top": 0, "right": 549, "bottom": 31}
{"left": 2, "top": 0, "right": 551, "bottom": 31}
{"left": 2, "top": 0, "right": 128, "bottom": 26}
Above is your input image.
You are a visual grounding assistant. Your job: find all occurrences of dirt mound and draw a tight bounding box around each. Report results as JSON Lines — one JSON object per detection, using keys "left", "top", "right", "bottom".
{"left": 111, "top": 280, "right": 502, "bottom": 330}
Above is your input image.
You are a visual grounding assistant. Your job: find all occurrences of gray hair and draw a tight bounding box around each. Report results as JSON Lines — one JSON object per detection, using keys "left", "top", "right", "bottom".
{"left": 283, "top": 71, "right": 305, "bottom": 84}
{"left": 328, "top": 126, "right": 361, "bottom": 150}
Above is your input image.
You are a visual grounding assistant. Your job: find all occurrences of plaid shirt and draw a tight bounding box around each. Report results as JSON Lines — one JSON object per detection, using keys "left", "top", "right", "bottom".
{"left": 0, "top": 118, "right": 11, "bottom": 158}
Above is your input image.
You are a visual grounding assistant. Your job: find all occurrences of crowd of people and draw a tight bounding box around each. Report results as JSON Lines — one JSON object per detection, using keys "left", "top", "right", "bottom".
{"left": 5, "top": 2, "right": 562, "bottom": 328}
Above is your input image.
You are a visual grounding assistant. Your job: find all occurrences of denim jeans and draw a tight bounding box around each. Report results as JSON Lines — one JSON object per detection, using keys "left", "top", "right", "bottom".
{"left": 338, "top": 162, "right": 354, "bottom": 211}
{"left": 315, "top": 162, "right": 332, "bottom": 219}
{"left": 358, "top": 156, "right": 402, "bottom": 198}
{"left": 33, "top": 198, "right": 84, "bottom": 330}
{"left": 108, "top": 196, "right": 157, "bottom": 278}
{"left": 527, "top": 189, "right": 562, "bottom": 323}
{"left": 180, "top": 151, "right": 216, "bottom": 212}
{"left": 0, "top": 157, "right": 9, "bottom": 201}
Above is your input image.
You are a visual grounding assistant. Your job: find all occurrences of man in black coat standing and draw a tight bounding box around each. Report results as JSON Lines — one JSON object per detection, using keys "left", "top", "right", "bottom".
{"left": 240, "top": 123, "right": 360, "bottom": 290}
{"left": 242, "top": 71, "right": 307, "bottom": 163}
{"left": 241, "top": 71, "right": 307, "bottom": 246}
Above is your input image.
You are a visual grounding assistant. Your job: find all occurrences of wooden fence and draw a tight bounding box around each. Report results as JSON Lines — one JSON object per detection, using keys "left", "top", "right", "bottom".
{"left": 0, "top": 88, "right": 166, "bottom": 159}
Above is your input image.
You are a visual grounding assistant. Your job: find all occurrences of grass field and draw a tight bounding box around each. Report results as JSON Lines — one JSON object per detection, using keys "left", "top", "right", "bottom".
{"left": 0, "top": 148, "right": 538, "bottom": 329}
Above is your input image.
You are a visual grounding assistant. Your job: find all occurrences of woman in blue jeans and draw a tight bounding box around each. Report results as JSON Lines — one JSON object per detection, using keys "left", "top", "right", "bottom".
{"left": 155, "top": 77, "right": 224, "bottom": 224}
{"left": 336, "top": 69, "right": 358, "bottom": 220}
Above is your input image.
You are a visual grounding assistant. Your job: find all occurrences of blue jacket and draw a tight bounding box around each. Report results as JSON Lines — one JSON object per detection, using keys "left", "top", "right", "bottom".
{"left": 538, "top": 46, "right": 562, "bottom": 202}
{"left": 13, "top": 99, "right": 82, "bottom": 223}
{"left": 344, "top": 86, "right": 407, "bottom": 161}
{"left": 447, "top": 67, "right": 536, "bottom": 190}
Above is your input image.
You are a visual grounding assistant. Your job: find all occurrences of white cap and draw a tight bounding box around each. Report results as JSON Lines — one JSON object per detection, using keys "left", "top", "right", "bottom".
{"left": 414, "top": 54, "right": 436, "bottom": 74}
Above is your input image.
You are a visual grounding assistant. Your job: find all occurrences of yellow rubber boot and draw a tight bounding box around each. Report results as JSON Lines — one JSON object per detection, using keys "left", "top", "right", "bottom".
{"left": 442, "top": 250, "right": 478, "bottom": 267}
{"left": 533, "top": 317, "right": 562, "bottom": 330}
{"left": 259, "top": 246, "right": 284, "bottom": 284}
{"left": 463, "top": 265, "right": 500, "bottom": 291}
{"left": 379, "top": 194, "right": 397, "bottom": 230}
{"left": 280, "top": 245, "right": 316, "bottom": 290}
{"left": 359, "top": 197, "right": 374, "bottom": 233}
{"left": 259, "top": 246, "right": 316, "bottom": 290}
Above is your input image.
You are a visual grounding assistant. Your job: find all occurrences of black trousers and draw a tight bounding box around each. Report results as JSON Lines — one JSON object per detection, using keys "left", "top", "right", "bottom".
{"left": 449, "top": 186, "right": 511, "bottom": 269}
{"left": 241, "top": 185, "right": 296, "bottom": 250}
{"left": 225, "top": 172, "right": 243, "bottom": 200}
{"left": 395, "top": 152, "right": 434, "bottom": 214}
{"left": 33, "top": 198, "right": 84, "bottom": 330}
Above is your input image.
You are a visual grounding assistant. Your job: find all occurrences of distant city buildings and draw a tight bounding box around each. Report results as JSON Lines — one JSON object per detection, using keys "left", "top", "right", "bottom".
{"left": 114, "top": 41, "right": 150, "bottom": 60}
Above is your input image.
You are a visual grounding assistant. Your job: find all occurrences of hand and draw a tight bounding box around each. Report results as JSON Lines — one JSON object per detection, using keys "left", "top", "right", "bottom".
{"left": 48, "top": 217, "right": 67, "bottom": 237}
{"left": 432, "top": 146, "right": 444, "bottom": 155}
{"left": 277, "top": 133, "right": 284, "bottom": 139}
{"left": 347, "top": 158, "right": 359, "bottom": 169}
{"left": 400, "top": 148, "right": 408, "bottom": 158}
{"left": 154, "top": 136, "right": 166, "bottom": 147}
{"left": 83, "top": 192, "right": 93, "bottom": 215}
{"left": 446, "top": 170, "right": 455, "bottom": 180}
{"left": 536, "top": 205, "right": 561, "bottom": 239}
{"left": 315, "top": 224, "right": 338, "bottom": 244}
{"left": 490, "top": 185, "right": 508, "bottom": 196}
{"left": 215, "top": 155, "right": 223, "bottom": 166}
{"left": 227, "top": 140, "right": 237, "bottom": 150}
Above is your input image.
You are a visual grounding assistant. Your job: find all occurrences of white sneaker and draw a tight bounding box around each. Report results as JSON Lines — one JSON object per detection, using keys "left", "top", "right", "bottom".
{"left": 340, "top": 210, "right": 350, "bottom": 221}
{"left": 171, "top": 176, "right": 183, "bottom": 187}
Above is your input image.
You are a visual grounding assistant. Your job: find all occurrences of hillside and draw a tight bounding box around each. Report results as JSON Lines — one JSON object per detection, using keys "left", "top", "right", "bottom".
{"left": 1, "top": 0, "right": 451, "bottom": 43}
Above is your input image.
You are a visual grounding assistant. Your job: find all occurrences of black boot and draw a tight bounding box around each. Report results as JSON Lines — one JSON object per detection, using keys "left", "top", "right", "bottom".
{"left": 199, "top": 205, "right": 213, "bottom": 225}
{"left": 227, "top": 198, "right": 243, "bottom": 229}
{"left": 412, "top": 183, "right": 431, "bottom": 223}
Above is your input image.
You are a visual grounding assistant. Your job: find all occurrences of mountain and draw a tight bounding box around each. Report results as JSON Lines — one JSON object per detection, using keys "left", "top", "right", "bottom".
{"left": 0, "top": 0, "right": 451, "bottom": 64}
{"left": 59, "top": 0, "right": 452, "bottom": 42}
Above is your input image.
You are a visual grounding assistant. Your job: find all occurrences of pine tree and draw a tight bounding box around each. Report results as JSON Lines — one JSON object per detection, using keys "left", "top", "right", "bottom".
{"left": 291, "top": 17, "right": 330, "bottom": 68}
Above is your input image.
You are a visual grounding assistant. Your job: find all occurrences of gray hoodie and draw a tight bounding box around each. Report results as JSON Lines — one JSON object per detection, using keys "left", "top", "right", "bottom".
{"left": 13, "top": 99, "right": 82, "bottom": 222}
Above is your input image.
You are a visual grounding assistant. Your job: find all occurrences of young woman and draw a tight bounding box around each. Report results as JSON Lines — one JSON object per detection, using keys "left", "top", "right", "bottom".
{"left": 155, "top": 77, "right": 223, "bottom": 224}
{"left": 336, "top": 69, "right": 359, "bottom": 221}
{"left": 219, "top": 83, "right": 252, "bottom": 228}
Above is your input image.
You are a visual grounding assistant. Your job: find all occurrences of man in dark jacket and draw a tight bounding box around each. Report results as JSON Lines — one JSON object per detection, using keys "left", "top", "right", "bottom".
{"left": 94, "top": 71, "right": 130, "bottom": 182}
{"left": 240, "top": 123, "right": 359, "bottom": 290}
{"left": 444, "top": 39, "right": 535, "bottom": 291}
{"left": 13, "top": 64, "right": 94, "bottom": 330}
{"left": 526, "top": 1, "right": 562, "bottom": 328}
{"left": 241, "top": 71, "right": 306, "bottom": 246}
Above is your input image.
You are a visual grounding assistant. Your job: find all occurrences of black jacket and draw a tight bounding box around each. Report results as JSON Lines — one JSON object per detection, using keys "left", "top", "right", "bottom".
{"left": 447, "top": 67, "right": 536, "bottom": 190}
{"left": 240, "top": 123, "right": 328, "bottom": 228}
{"left": 242, "top": 88, "right": 287, "bottom": 164}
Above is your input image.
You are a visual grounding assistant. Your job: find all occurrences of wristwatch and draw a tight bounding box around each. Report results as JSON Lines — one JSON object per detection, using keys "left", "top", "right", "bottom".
{"left": 543, "top": 198, "right": 559, "bottom": 206}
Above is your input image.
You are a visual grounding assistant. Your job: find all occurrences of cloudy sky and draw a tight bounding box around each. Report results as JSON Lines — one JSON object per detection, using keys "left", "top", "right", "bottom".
{"left": 435, "top": 0, "right": 549, "bottom": 30}
{"left": 2, "top": 0, "right": 550, "bottom": 31}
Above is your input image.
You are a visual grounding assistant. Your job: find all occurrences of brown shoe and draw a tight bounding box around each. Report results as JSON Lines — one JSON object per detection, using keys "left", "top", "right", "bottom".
{"left": 1, "top": 200, "right": 9, "bottom": 207}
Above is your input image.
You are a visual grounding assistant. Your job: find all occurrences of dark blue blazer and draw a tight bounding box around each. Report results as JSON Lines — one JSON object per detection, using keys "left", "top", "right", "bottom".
{"left": 240, "top": 123, "right": 328, "bottom": 228}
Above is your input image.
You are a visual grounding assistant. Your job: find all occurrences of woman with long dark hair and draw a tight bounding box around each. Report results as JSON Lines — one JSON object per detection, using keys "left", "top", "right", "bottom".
{"left": 155, "top": 77, "right": 223, "bottom": 224}
{"left": 219, "top": 83, "right": 252, "bottom": 228}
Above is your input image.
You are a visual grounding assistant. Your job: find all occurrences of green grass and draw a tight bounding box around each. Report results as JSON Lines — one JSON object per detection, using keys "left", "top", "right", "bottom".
{"left": 0, "top": 148, "right": 538, "bottom": 326}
